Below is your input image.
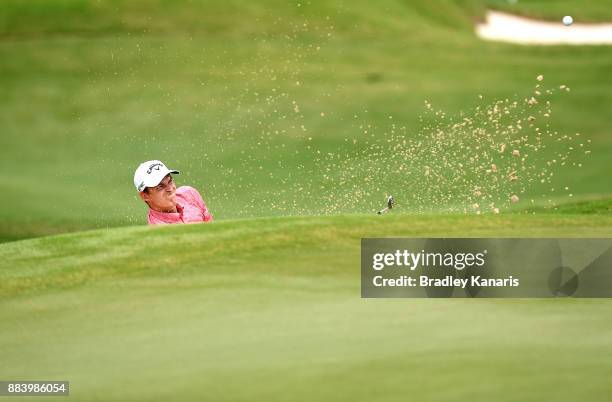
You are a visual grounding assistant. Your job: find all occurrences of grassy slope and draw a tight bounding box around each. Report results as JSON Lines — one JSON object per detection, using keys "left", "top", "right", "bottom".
{"left": 0, "top": 0, "right": 611, "bottom": 242}
{"left": 0, "top": 214, "right": 611, "bottom": 401}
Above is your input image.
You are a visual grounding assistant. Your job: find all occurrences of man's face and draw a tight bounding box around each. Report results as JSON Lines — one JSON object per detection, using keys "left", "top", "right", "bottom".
{"left": 139, "top": 174, "right": 177, "bottom": 212}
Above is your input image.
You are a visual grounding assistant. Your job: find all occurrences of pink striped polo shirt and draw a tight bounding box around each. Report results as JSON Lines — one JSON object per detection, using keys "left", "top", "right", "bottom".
{"left": 147, "top": 186, "right": 213, "bottom": 225}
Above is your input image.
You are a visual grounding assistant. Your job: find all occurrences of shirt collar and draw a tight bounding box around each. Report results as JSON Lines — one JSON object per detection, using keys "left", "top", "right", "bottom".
{"left": 148, "top": 202, "right": 184, "bottom": 222}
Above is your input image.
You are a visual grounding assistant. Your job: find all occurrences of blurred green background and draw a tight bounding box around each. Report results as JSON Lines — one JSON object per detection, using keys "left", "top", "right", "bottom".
{"left": 1, "top": 0, "right": 611, "bottom": 242}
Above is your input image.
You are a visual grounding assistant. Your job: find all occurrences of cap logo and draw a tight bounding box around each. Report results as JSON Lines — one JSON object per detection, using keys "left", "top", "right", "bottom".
{"left": 146, "top": 163, "right": 163, "bottom": 174}
{"left": 138, "top": 181, "right": 146, "bottom": 192}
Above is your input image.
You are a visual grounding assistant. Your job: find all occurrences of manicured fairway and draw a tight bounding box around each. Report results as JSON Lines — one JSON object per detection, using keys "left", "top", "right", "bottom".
{"left": 1, "top": 214, "right": 611, "bottom": 401}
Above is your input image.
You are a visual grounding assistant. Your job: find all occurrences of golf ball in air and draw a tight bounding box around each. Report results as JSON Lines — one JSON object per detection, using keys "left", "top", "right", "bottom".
{"left": 562, "top": 15, "right": 573, "bottom": 26}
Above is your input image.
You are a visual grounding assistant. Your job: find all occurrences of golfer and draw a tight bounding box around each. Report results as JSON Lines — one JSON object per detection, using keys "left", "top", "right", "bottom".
{"left": 134, "top": 160, "right": 213, "bottom": 225}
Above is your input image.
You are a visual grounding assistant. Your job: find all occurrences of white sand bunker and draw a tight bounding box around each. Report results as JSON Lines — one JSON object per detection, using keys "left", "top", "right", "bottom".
{"left": 477, "top": 10, "right": 612, "bottom": 45}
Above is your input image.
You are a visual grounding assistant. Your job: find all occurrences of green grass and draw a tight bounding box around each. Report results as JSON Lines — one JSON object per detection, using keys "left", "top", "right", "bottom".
{"left": 0, "top": 0, "right": 612, "bottom": 401}
{"left": 0, "top": 214, "right": 611, "bottom": 401}
{"left": 0, "top": 0, "right": 611, "bottom": 242}
{"left": 524, "top": 196, "right": 612, "bottom": 214}
{"left": 2, "top": 3, "right": 612, "bottom": 401}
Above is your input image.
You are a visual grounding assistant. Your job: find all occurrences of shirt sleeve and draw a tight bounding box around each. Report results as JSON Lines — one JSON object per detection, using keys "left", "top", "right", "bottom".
{"left": 186, "top": 186, "right": 213, "bottom": 222}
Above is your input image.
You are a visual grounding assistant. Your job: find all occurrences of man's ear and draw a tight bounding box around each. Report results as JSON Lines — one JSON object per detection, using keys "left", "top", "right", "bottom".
{"left": 139, "top": 191, "right": 150, "bottom": 203}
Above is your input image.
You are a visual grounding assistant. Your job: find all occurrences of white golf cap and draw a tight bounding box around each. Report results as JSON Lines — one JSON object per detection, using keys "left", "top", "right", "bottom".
{"left": 133, "top": 160, "right": 179, "bottom": 192}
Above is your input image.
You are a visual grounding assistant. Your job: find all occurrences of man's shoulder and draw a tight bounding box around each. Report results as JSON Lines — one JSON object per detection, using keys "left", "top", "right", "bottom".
{"left": 176, "top": 185, "right": 199, "bottom": 195}
{"left": 176, "top": 186, "right": 203, "bottom": 206}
